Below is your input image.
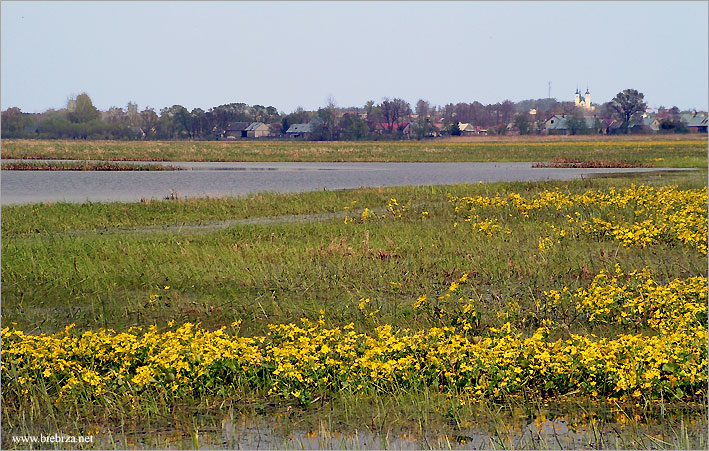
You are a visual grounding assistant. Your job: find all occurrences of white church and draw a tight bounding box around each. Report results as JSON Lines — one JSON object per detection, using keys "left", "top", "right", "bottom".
{"left": 574, "top": 88, "right": 595, "bottom": 111}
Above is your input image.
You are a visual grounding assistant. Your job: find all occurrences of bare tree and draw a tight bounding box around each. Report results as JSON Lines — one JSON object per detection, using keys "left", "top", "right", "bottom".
{"left": 379, "top": 98, "right": 412, "bottom": 132}
{"left": 415, "top": 99, "right": 431, "bottom": 118}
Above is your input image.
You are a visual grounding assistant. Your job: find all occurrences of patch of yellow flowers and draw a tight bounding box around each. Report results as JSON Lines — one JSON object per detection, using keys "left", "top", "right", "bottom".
{"left": 3, "top": 270, "right": 705, "bottom": 406}
{"left": 450, "top": 185, "right": 707, "bottom": 254}
{"left": 3, "top": 184, "right": 705, "bottom": 407}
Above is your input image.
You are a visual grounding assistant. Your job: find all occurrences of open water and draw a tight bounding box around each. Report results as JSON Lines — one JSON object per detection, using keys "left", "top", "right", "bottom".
{"left": 0, "top": 161, "right": 687, "bottom": 205}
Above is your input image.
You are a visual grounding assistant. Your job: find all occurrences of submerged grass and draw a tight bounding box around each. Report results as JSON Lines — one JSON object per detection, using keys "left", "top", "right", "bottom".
{"left": 1, "top": 137, "right": 706, "bottom": 167}
{"left": 1, "top": 170, "right": 707, "bottom": 449}
{"left": 1, "top": 160, "right": 180, "bottom": 171}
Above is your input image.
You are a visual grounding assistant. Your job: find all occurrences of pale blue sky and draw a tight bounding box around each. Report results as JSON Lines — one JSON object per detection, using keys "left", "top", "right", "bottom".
{"left": 2, "top": 1, "right": 707, "bottom": 114}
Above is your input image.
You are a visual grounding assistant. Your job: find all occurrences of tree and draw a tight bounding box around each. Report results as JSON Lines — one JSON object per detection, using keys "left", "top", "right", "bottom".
{"left": 512, "top": 113, "right": 530, "bottom": 135}
{"left": 281, "top": 107, "right": 311, "bottom": 134}
{"left": 470, "top": 101, "right": 486, "bottom": 126}
{"left": 449, "top": 122, "right": 461, "bottom": 136}
{"left": 157, "top": 106, "right": 190, "bottom": 139}
{"left": 412, "top": 116, "right": 434, "bottom": 140}
{"left": 612, "top": 89, "right": 647, "bottom": 132}
{"left": 339, "top": 113, "right": 369, "bottom": 140}
{"left": 126, "top": 102, "right": 141, "bottom": 127}
{"left": 592, "top": 118, "right": 604, "bottom": 134}
{"left": 189, "top": 108, "right": 208, "bottom": 138}
{"left": 441, "top": 103, "right": 456, "bottom": 125}
{"left": 659, "top": 118, "right": 689, "bottom": 133}
{"left": 379, "top": 98, "right": 411, "bottom": 132}
{"left": 38, "top": 111, "right": 72, "bottom": 139}
{"left": 415, "top": 99, "right": 431, "bottom": 118}
{"left": 167, "top": 105, "right": 191, "bottom": 137}
{"left": 105, "top": 106, "right": 127, "bottom": 124}
{"left": 140, "top": 108, "right": 159, "bottom": 138}
{"left": 67, "top": 93, "right": 100, "bottom": 123}
{"left": 251, "top": 105, "right": 279, "bottom": 123}
{"left": 565, "top": 111, "right": 589, "bottom": 135}
{"left": 365, "top": 100, "right": 384, "bottom": 122}
{"left": 499, "top": 100, "right": 515, "bottom": 125}
{"left": 265, "top": 106, "right": 280, "bottom": 124}
{"left": 668, "top": 106, "right": 681, "bottom": 122}
{"left": 560, "top": 102, "right": 578, "bottom": 115}
{"left": 207, "top": 103, "right": 251, "bottom": 137}
{"left": 1, "top": 107, "right": 33, "bottom": 138}
{"left": 310, "top": 107, "right": 337, "bottom": 141}
{"left": 598, "top": 102, "right": 617, "bottom": 120}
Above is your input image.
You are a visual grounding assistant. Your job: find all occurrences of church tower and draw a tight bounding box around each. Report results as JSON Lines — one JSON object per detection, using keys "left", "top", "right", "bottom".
{"left": 573, "top": 87, "right": 594, "bottom": 111}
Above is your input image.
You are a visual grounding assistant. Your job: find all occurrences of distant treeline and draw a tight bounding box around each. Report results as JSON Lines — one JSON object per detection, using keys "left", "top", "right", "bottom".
{"left": 0, "top": 92, "right": 695, "bottom": 141}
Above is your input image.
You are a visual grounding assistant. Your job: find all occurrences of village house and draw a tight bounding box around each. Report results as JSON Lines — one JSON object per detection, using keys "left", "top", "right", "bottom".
{"left": 457, "top": 122, "right": 477, "bottom": 136}
{"left": 224, "top": 122, "right": 250, "bottom": 139}
{"left": 544, "top": 114, "right": 606, "bottom": 135}
{"left": 683, "top": 112, "right": 708, "bottom": 133}
{"left": 244, "top": 122, "right": 270, "bottom": 138}
{"left": 544, "top": 115, "right": 568, "bottom": 134}
{"left": 452, "top": 122, "right": 488, "bottom": 136}
{"left": 397, "top": 122, "right": 413, "bottom": 138}
{"left": 628, "top": 115, "right": 659, "bottom": 134}
{"left": 366, "top": 122, "right": 387, "bottom": 135}
{"left": 224, "top": 121, "right": 272, "bottom": 138}
{"left": 423, "top": 123, "right": 445, "bottom": 138}
{"left": 285, "top": 123, "right": 313, "bottom": 139}
{"left": 367, "top": 122, "right": 413, "bottom": 138}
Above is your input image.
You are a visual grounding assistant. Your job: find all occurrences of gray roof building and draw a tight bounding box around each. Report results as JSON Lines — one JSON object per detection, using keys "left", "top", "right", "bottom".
{"left": 545, "top": 115, "right": 602, "bottom": 133}
{"left": 286, "top": 123, "right": 313, "bottom": 134}
{"left": 226, "top": 122, "right": 251, "bottom": 132}
{"left": 244, "top": 122, "right": 265, "bottom": 132}
{"left": 683, "top": 113, "right": 708, "bottom": 128}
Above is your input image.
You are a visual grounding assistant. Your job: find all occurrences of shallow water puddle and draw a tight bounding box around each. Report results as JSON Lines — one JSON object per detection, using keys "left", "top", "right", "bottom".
{"left": 86, "top": 407, "right": 707, "bottom": 450}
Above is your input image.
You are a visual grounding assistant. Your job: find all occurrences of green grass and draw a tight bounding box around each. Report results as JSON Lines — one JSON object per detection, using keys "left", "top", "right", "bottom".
{"left": 2, "top": 170, "right": 706, "bottom": 449}
{"left": 2, "top": 171, "right": 706, "bottom": 337}
{"left": 1, "top": 136, "right": 707, "bottom": 167}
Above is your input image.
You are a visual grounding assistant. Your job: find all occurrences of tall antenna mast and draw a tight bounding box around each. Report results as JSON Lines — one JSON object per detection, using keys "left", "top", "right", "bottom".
{"left": 548, "top": 81, "right": 551, "bottom": 99}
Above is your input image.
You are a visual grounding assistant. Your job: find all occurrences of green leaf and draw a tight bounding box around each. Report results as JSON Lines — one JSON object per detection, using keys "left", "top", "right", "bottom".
{"left": 662, "top": 362, "right": 679, "bottom": 374}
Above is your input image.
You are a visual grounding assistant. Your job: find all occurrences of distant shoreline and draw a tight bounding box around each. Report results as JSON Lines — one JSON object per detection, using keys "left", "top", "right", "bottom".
{"left": 1, "top": 137, "right": 705, "bottom": 168}
{"left": 1, "top": 161, "right": 181, "bottom": 171}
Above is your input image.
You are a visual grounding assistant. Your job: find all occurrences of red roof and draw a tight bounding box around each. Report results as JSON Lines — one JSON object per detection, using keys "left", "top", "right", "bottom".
{"left": 369, "top": 122, "right": 409, "bottom": 131}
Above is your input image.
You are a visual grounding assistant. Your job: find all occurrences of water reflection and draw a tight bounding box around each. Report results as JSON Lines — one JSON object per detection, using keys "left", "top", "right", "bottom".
{"left": 86, "top": 404, "right": 706, "bottom": 450}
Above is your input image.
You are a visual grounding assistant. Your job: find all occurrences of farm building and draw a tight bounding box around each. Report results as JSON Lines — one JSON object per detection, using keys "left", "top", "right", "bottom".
{"left": 224, "top": 122, "right": 271, "bottom": 138}
{"left": 544, "top": 114, "right": 605, "bottom": 135}
{"left": 457, "top": 122, "right": 477, "bottom": 136}
{"left": 457, "top": 122, "right": 487, "bottom": 136}
{"left": 683, "top": 112, "right": 708, "bottom": 133}
{"left": 628, "top": 116, "right": 659, "bottom": 134}
{"left": 367, "top": 122, "right": 413, "bottom": 137}
{"left": 224, "top": 122, "right": 251, "bottom": 139}
{"left": 244, "top": 122, "right": 270, "bottom": 138}
{"left": 285, "top": 123, "right": 313, "bottom": 139}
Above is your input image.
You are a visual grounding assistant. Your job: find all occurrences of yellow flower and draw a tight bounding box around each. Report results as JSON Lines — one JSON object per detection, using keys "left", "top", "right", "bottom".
{"left": 412, "top": 295, "right": 426, "bottom": 309}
